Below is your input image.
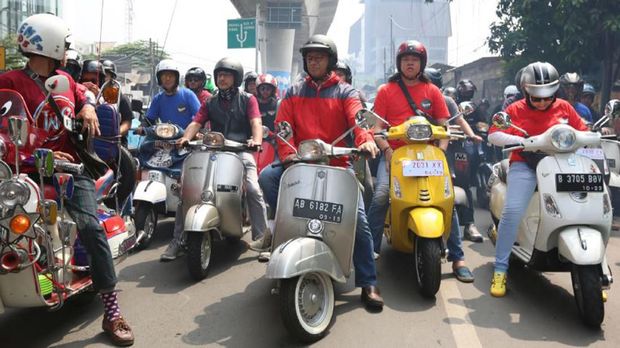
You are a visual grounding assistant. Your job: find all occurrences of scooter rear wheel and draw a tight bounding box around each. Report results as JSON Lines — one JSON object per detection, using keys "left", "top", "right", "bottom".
{"left": 414, "top": 236, "right": 442, "bottom": 298}
{"left": 187, "top": 232, "right": 212, "bottom": 281}
{"left": 280, "top": 272, "right": 334, "bottom": 343}
{"left": 571, "top": 264, "right": 604, "bottom": 328}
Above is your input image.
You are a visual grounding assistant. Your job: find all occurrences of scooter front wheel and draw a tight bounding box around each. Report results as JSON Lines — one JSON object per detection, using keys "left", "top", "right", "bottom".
{"left": 186, "top": 232, "right": 212, "bottom": 281}
{"left": 280, "top": 272, "right": 334, "bottom": 343}
{"left": 414, "top": 236, "right": 442, "bottom": 298}
{"left": 134, "top": 203, "right": 158, "bottom": 250}
{"left": 571, "top": 264, "right": 604, "bottom": 328}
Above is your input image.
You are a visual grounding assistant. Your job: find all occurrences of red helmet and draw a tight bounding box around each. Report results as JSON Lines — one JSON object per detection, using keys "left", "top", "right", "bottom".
{"left": 257, "top": 73, "right": 278, "bottom": 96}
{"left": 396, "top": 40, "right": 427, "bottom": 74}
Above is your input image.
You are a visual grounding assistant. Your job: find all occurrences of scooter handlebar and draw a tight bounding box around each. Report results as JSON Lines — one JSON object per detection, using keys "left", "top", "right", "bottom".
{"left": 54, "top": 160, "right": 85, "bottom": 175}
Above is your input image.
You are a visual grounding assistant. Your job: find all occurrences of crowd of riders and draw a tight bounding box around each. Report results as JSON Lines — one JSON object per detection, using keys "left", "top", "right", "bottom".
{"left": 1, "top": 11, "right": 615, "bottom": 347}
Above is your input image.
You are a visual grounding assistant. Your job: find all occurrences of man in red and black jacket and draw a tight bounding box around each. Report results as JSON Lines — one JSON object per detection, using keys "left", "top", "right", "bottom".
{"left": 256, "top": 34, "right": 384, "bottom": 309}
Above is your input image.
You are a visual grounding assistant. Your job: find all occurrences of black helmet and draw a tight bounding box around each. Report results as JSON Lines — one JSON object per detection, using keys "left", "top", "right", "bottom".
{"left": 243, "top": 71, "right": 258, "bottom": 91}
{"left": 64, "top": 49, "right": 82, "bottom": 82}
{"left": 479, "top": 98, "right": 490, "bottom": 108}
{"left": 185, "top": 67, "right": 207, "bottom": 86}
{"left": 396, "top": 40, "right": 427, "bottom": 74}
{"left": 520, "top": 61, "right": 559, "bottom": 98}
{"left": 100, "top": 59, "right": 117, "bottom": 78}
{"left": 81, "top": 59, "right": 105, "bottom": 84}
{"left": 300, "top": 34, "right": 338, "bottom": 74}
{"left": 425, "top": 67, "right": 442, "bottom": 88}
{"left": 214, "top": 57, "right": 244, "bottom": 88}
{"left": 334, "top": 61, "right": 352, "bottom": 84}
{"left": 456, "top": 79, "right": 477, "bottom": 101}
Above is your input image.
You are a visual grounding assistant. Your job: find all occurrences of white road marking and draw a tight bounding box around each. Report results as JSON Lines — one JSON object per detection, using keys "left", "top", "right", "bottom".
{"left": 440, "top": 280, "right": 483, "bottom": 348}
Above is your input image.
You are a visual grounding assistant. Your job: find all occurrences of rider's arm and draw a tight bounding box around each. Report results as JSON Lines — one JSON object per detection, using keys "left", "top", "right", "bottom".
{"left": 182, "top": 121, "right": 202, "bottom": 141}
{"left": 344, "top": 89, "right": 374, "bottom": 146}
{"left": 488, "top": 131, "right": 525, "bottom": 146}
{"left": 372, "top": 85, "right": 392, "bottom": 152}
{"left": 274, "top": 91, "right": 298, "bottom": 161}
{"left": 145, "top": 94, "right": 160, "bottom": 125}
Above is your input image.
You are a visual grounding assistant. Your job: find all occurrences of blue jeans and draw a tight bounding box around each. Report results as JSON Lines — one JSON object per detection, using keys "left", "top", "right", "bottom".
{"left": 367, "top": 154, "right": 465, "bottom": 261}
{"left": 258, "top": 164, "right": 377, "bottom": 287}
{"left": 494, "top": 162, "right": 537, "bottom": 272}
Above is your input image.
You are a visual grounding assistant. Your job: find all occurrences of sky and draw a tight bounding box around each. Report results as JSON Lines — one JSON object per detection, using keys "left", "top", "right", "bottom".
{"left": 62, "top": 0, "right": 499, "bottom": 73}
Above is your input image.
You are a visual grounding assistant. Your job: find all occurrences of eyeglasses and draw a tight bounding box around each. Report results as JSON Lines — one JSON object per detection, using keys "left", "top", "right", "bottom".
{"left": 530, "top": 96, "right": 553, "bottom": 103}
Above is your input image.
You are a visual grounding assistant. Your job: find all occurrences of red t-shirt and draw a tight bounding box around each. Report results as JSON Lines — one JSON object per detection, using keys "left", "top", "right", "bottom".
{"left": 192, "top": 92, "right": 260, "bottom": 125}
{"left": 196, "top": 89, "right": 212, "bottom": 106}
{"left": 489, "top": 98, "right": 588, "bottom": 163}
{"left": 0, "top": 69, "right": 87, "bottom": 165}
{"left": 373, "top": 80, "right": 449, "bottom": 149}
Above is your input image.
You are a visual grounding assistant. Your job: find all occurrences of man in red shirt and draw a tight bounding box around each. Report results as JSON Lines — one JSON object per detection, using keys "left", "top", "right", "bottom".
{"left": 368, "top": 40, "right": 475, "bottom": 283}
{"left": 0, "top": 13, "right": 133, "bottom": 346}
{"left": 256, "top": 34, "right": 384, "bottom": 309}
{"left": 184, "top": 67, "right": 212, "bottom": 105}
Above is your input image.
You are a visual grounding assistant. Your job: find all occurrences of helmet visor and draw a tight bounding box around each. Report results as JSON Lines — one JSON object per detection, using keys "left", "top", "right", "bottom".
{"left": 524, "top": 81, "right": 559, "bottom": 98}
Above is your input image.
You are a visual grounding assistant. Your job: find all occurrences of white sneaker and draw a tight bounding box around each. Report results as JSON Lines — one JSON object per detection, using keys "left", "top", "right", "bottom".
{"left": 160, "top": 241, "right": 180, "bottom": 262}
{"left": 248, "top": 229, "right": 272, "bottom": 252}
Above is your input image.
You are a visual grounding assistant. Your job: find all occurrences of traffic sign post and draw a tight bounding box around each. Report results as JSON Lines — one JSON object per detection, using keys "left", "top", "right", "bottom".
{"left": 228, "top": 18, "right": 256, "bottom": 49}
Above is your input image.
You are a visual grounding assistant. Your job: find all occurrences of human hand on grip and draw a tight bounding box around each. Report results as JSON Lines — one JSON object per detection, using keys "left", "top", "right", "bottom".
{"left": 77, "top": 105, "right": 101, "bottom": 137}
{"left": 358, "top": 141, "right": 380, "bottom": 159}
{"left": 53, "top": 151, "right": 75, "bottom": 162}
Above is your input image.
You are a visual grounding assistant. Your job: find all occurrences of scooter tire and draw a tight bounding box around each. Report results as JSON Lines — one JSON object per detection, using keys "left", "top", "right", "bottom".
{"left": 414, "top": 236, "right": 442, "bottom": 298}
{"left": 280, "top": 273, "right": 334, "bottom": 343}
{"left": 187, "top": 232, "right": 212, "bottom": 281}
{"left": 571, "top": 264, "right": 604, "bottom": 328}
{"left": 134, "top": 203, "right": 158, "bottom": 250}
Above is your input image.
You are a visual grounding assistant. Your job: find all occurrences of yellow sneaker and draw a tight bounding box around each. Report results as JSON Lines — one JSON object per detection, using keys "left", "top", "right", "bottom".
{"left": 490, "top": 271, "right": 507, "bottom": 297}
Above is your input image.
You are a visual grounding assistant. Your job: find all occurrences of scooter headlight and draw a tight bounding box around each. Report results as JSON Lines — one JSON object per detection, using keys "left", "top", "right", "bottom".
{"left": 298, "top": 140, "right": 326, "bottom": 161}
{"left": 550, "top": 128, "right": 576, "bottom": 151}
{"left": 406, "top": 124, "right": 432, "bottom": 141}
{"left": 154, "top": 123, "right": 179, "bottom": 139}
{"left": 0, "top": 180, "right": 30, "bottom": 210}
{"left": 203, "top": 132, "right": 225, "bottom": 148}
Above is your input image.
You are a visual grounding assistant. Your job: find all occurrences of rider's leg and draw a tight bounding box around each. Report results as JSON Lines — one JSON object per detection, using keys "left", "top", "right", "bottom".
{"left": 366, "top": 155, "right": 389, "bottom": 254}
{"left": 161, "top": 201, "right": 184, "bottom": 261}
{"left": 239, "top": 152, "right": 269, "bottom": 240}
{"left": 258, "top": 161, "right": 284, "bottom": 211}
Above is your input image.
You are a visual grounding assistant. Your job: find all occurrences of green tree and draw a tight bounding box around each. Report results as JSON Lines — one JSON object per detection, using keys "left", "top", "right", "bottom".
{"left": 1, "top": 33, "right": 27, "bottom": 71}
{"left": 488, "top": 0, "right": 620, "bottom": 110}
{"left": 101, "top": 39, "right": 170, "bottom": 74}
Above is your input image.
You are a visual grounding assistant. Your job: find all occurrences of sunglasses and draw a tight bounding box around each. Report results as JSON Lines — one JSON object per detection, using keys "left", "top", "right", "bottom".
{"left": 186, "top": 78, "right": 202, "bottom": 82}
{"left": 530, "top": 96, "right": 553, "bottom": 103}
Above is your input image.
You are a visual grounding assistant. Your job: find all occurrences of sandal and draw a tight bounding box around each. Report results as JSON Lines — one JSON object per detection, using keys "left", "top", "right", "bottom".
{"left": 453, "top": 266, "right": 474, "bottom": 283}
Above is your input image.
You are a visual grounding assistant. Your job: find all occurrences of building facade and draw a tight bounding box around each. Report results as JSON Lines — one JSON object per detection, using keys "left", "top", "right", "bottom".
{"left": 0, "top": 0, "right": 61, "bottom": 40}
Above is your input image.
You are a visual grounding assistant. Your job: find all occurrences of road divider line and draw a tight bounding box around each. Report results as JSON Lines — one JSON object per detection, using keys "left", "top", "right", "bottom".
{"left": 440, "top": 281, "right": 483, "bottom": 348}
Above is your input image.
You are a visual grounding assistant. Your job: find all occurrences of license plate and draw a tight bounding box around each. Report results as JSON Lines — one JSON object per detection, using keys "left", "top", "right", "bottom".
{"left": 148, "top": 170, "right": 163, "bottom": 182}
{"left": 292, "top": 198, "right": 343, "bottom": 224}
{"left": 555, "top": 173, "right": 604, "bottom": 192}
{"left": 402, "top": 160, "right": 445, "bottom": 177}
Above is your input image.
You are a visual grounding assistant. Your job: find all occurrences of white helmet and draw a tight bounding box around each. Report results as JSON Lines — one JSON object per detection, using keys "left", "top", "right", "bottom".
{"left": 156, "top": 59, "right": 180, "bottom": 86}
{"left": 503, "top": 85, "right": 519, "bottom": 99}
{"left": 17, "top": 13, "right": 71, "bottom": 61}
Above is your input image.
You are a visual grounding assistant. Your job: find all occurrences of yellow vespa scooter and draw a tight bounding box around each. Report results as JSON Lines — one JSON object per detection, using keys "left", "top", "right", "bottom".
{"left": 380, "top": 113, "right": 465, "bottom": 297}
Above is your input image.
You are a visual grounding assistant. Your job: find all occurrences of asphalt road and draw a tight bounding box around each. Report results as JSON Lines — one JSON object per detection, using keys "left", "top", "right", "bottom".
{"left": 1, "top": 208, "right": 620, "bottom": 348}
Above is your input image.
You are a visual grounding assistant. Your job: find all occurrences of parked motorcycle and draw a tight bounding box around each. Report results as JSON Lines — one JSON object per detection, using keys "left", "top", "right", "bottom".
{"left": 0, "top": 77, "right": 135, "bottom": 313}
{"left": 265, "top": 114, "right": 372, "bottom": 342}
{"left": 180, "top": 133, "right": 255, "bottom": 280}
{"left": 487, "top": 111, "right": 613, "bottom": 327}
{"left": 472, "top": 121, "right": 494, "bottom": 208}
{"left": 132, "top": 122, "right": 187, "bottom": 249}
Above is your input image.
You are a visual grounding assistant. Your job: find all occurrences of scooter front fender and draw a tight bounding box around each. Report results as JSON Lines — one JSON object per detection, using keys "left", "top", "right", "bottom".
{"left": 408, "top": 207, "right": 445, "bottom": 239}
{"left": 558, "top": 227, "right": 605, "bottom": 265}
{"left": 133, "top": 180, "right": 167, "bottom": 205}
{"left": 184, "top": 203, "right": 220, "bottom": 233}
{"left": 266, "top": 238, "right": 346, "bottom": 283}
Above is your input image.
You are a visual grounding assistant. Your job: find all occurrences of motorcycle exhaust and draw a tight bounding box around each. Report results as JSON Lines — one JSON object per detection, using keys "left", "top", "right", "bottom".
{"left": 0, "top": 249, "right": 27, "bottom": 272}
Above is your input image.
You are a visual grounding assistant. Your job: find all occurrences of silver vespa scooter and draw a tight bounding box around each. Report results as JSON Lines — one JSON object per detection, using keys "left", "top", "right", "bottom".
{"left": 266, "top": 114, "right": 372, "bottom": 342}
{"left": 180, "top": 132, "right": 255, "bottom": 281}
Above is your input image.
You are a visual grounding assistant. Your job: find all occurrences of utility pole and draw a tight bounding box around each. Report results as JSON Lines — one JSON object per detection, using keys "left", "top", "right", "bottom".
{"left": 255, "top": 2, "right": 260, "bottom": 72}
{"left": 149, "top": 38, "right": 154, "bottom": 100}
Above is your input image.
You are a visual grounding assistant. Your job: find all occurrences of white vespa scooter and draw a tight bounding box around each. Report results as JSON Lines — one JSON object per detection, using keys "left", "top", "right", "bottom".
{"left": 265, "top": 114, "right": 373, "bottom": 342}
{"left": 487, "top": 112, "right": 613, "bottom": 327}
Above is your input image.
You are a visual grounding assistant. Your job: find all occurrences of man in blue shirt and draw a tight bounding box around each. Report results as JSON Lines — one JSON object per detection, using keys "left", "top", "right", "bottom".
{"left": 146, "top": 59, "right": 200, "bottom": 128}
{"left": 559, "top": 72, "right": 593, "bottom": 124}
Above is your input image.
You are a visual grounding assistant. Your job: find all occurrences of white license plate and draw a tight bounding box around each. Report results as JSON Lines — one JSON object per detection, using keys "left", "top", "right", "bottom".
{"left": 402, "top": 160, "right": 445, "bottom": 177}
{"left": 148, "top": 171, "right": 163, "bottom": 182}
{"left": 576, "top": 148, "right": 605, "bottom": 160}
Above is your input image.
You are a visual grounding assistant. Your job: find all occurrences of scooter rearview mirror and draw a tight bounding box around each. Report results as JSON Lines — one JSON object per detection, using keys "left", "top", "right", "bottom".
{"left": 605, "top": 99, "right": 620, "bottom": 120}
{"left": 34, "top": 148, "right": 55, "bottom": 178}
{"left": 491, "top": 112, "right": 512, "bottom": 130}
{"left": 53, "top": 173, "right": 75, "bottom": 200}
{"left": 8, "top": 116, "right": 28, "bottom": 148}
{"left": 459, "top": 101, "right": 476, "bottom": 116}
{"left": 44, "top": 75, "right": 70, "bottom": 94}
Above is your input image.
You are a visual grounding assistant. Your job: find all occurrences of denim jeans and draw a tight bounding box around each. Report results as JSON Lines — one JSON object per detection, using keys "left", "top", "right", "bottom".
{"left": 65, "top": 175, "right": 117, "bottom": 292}
{"left": 367, "top": 154, "right": 465, "bottom": 262}
{"left": 258, "top": 163, "right": 377, "bottom": 287}
{"left": 494, "top": 162, "right": 537, "bottom": 272}
{"left": 173, "top": 152, "right": 269, "bottom": 242}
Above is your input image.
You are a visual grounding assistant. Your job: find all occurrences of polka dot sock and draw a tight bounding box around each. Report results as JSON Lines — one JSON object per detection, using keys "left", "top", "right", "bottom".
{"left": 100, "top": 291, "right": 121, "bottom": 322}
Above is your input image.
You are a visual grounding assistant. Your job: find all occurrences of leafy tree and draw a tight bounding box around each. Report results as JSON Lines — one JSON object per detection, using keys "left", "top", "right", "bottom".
{"left": 101, "top": 40, "right": 170, "bottom": 73}
{"left": 1, "top": 33, "right": 27, "bottom": 70}
{"left": 488, "top": 0, "right": 620, "bottom": 110}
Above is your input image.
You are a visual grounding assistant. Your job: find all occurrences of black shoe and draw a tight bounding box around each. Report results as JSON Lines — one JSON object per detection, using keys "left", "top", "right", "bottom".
{"left": 463, "top": 224, "right": 483, "bottom": 243}
{"left": 361, "top": 286, "right": 384, "bottom": 310}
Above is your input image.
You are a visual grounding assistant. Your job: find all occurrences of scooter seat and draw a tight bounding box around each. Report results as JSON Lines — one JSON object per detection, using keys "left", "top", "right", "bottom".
{"left": 498, "top": 159, "right": 510, "bottom": 184}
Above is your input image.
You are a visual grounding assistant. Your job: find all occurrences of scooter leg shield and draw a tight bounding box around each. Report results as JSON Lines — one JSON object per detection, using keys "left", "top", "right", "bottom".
{"left": 558, "top": 227, "right": 605, "bottom": 265}
{"left": 266, "top": 237, "right": 346, "bottom": 283}
{"left": 133, "top": 180, "right": 167, "bottom": 205}
{"left": 407, "top": 208, "right": 445, "bottom": 239}
{"left": 184, "top": 203, "right": 220, "bottom": 233}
